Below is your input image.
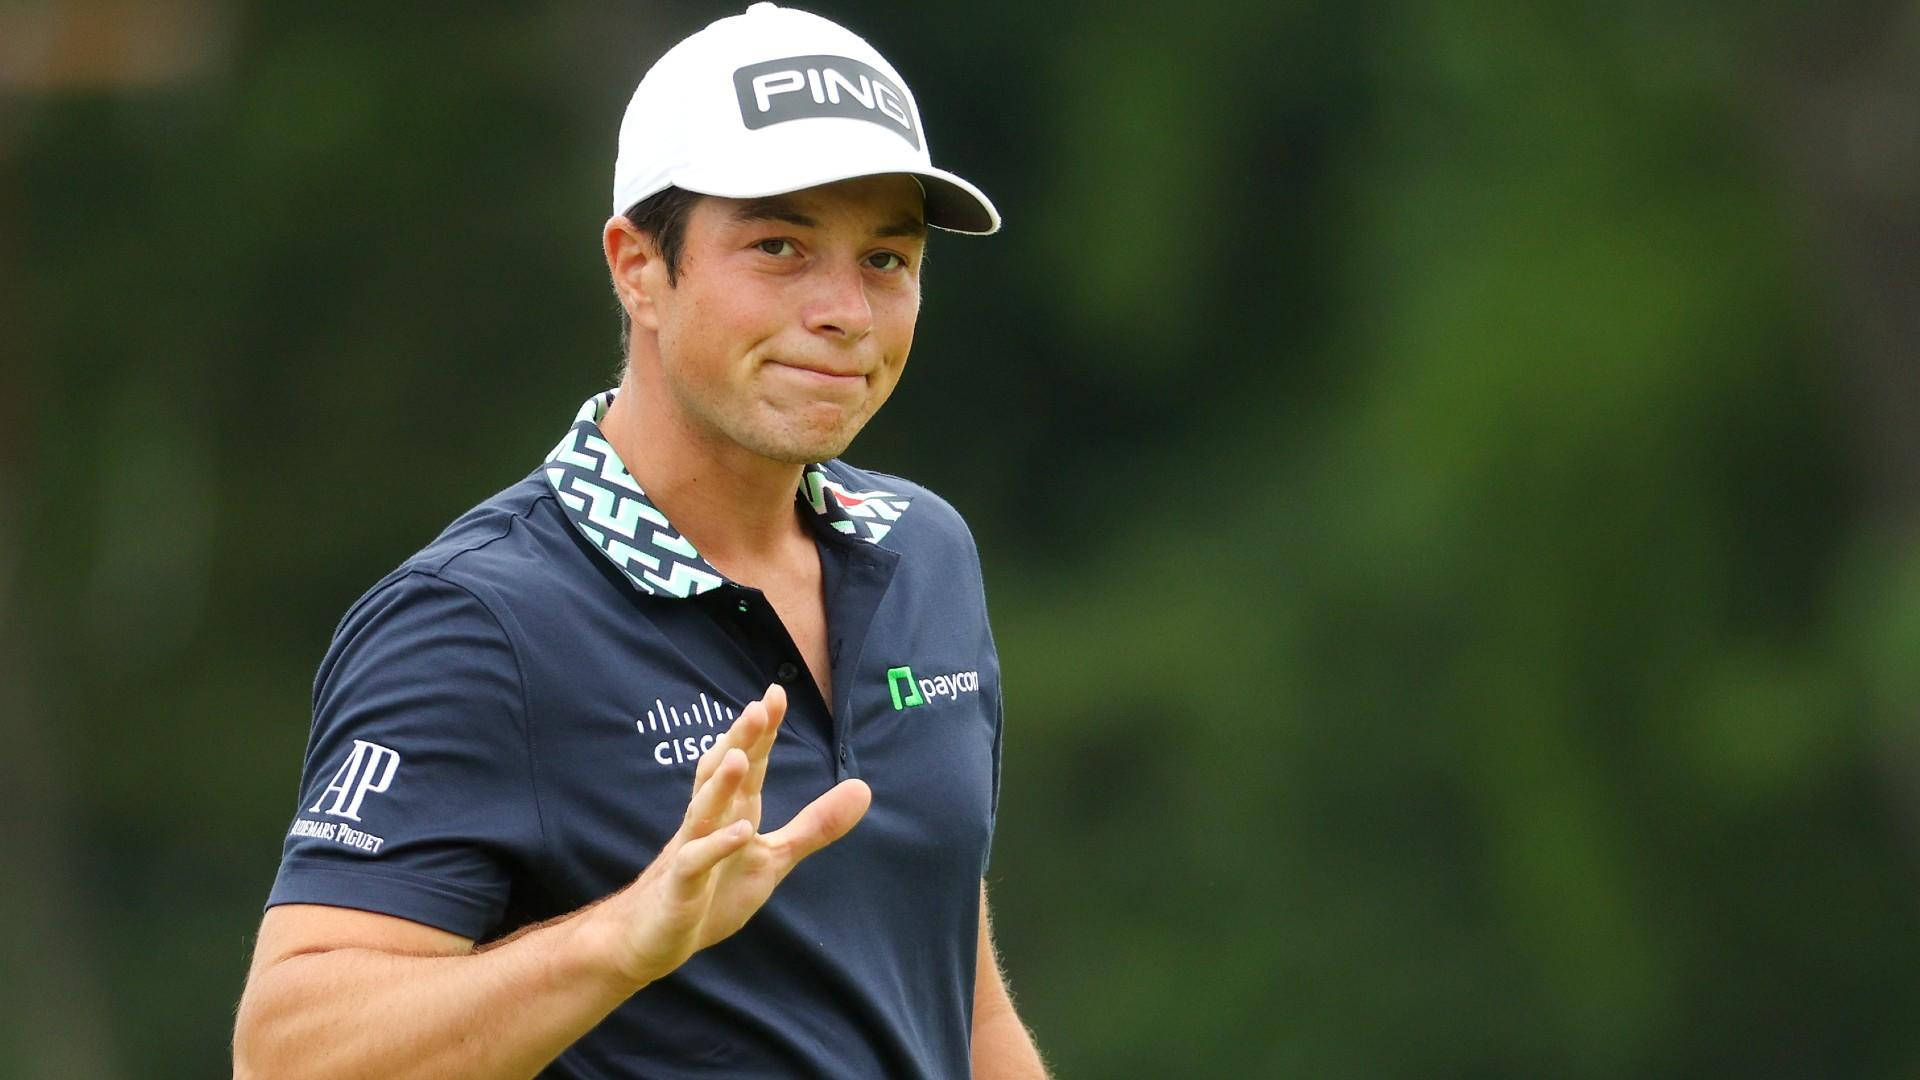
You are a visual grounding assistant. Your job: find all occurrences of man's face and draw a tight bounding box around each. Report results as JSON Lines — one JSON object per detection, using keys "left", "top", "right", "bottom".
{"left": 639, "top": 174, "right": 927, "bottom": 466}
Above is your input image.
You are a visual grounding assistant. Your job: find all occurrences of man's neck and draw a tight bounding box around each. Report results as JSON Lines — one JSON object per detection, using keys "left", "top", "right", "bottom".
{"left": 599, "top": 383, "right": 812, "bottom": 577}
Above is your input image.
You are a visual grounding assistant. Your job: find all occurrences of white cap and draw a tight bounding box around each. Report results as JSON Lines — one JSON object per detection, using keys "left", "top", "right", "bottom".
{"left": 612, "top": 3, "right": 999, "bottom": 234}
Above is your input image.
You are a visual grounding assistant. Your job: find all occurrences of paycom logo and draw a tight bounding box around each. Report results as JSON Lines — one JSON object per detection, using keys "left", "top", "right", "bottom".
{"left": 887, "top": 665, "right": 980, "bottom": 711}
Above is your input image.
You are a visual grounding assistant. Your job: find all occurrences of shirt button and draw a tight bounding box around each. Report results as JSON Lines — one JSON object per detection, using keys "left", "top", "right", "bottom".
{"left": 838, "top": 745, "right": 850, "bottom": 764}
{"left": 776, "top": 661, "right": 799, "bottom": 683}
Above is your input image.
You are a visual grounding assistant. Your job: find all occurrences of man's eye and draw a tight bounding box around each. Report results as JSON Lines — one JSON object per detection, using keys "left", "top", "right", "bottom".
{"left": 756, "top": 239, "right": 796, "bottom": 257}
{"left": 867, "top": 251, "right": 906, "bottom": 271}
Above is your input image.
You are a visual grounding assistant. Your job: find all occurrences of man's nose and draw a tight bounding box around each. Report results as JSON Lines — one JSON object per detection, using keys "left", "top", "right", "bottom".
{"left": 804, "top": 260, "right": 873, "bottom": 342}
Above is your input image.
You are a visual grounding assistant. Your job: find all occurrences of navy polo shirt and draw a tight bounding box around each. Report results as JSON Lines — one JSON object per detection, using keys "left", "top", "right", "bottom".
{"left": 267, "top": 391, "right": 1003, "bottom": 1079}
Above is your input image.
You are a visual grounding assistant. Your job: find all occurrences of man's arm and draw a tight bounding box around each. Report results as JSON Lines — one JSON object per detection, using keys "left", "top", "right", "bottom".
{"left": 233, "top": 686, "right": 868, "bottom": 1080}
{"left": 971, "top": 880, "right": 1049, "bottom": 1080}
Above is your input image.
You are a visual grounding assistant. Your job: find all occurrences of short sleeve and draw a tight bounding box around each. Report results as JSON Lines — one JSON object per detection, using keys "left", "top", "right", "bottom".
{"left": 266, "top": 571, "right": 543, "bottom": 939}
{"left": 972, "top": 521, "right": 1003, "bottom": 875}
{"left": 983, "top": 673, "right": 1003, "bottom": 873}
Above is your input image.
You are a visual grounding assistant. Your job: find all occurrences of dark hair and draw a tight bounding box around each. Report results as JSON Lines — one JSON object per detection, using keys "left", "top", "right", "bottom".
{"left": 616, "top": 185, "right": 705, "bottom": 360}
{"left": 625, "top": 185, "right": 704, "bottom": 286}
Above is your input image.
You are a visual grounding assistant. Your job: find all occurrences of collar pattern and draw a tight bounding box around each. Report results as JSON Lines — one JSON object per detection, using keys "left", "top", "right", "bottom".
{"left": 543, "top": 391, "right": 913, "bottom": 598}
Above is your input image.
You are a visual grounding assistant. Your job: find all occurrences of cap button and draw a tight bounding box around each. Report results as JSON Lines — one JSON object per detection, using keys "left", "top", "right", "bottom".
{"left": 746, "top": 2, "right": 779, "bottom": 14}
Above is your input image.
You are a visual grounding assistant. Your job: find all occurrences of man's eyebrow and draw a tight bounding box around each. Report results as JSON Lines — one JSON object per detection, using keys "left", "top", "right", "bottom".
{"left": 874, "top": 216, "right": 927, "bottom": 239}
{"left": 728, "top": 200, "right": 817, "bottom": 228}
{"left": 727, "top": 201, "right": 926, "bottom": 239}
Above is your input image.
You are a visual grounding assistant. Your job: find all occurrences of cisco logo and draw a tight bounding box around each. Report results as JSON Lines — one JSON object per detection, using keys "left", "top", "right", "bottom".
{"left": 638, "top": 693, "right": 737, "bottom": 767}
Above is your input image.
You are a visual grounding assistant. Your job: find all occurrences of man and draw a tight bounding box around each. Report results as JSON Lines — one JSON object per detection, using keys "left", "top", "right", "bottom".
{"left": 231, "top": 5, "right": 1046, "bottom": 1077}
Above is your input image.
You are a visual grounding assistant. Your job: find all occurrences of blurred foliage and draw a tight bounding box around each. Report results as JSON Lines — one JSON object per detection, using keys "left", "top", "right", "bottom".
{"left": 5, "top": 1, "right": 1919, "bottom": 1077}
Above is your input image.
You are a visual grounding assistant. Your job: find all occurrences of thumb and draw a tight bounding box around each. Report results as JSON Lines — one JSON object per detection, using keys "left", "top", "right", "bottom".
{"left": 766, "top": 779, "right": 871, "bottom": 867}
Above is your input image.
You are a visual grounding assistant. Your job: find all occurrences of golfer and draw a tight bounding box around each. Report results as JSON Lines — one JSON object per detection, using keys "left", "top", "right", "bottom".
{"left": 232, "top": 5, "right": 1045, "bottom": 1077}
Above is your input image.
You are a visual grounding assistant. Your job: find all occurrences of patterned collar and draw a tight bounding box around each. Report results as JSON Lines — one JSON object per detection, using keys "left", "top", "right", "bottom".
{"left": 543, "top": 391, "right": 913, "bottom": 598}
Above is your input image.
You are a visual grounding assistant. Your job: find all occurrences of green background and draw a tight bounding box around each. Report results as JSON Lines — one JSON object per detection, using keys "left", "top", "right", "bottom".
{"left": 5, "top": 1, "right": 1920, "bottom": 1076}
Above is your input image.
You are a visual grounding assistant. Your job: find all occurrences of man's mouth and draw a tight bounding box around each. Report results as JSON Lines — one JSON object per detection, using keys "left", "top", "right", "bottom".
{"left": 767, "top": 359, "right": 865, "bottom": 385}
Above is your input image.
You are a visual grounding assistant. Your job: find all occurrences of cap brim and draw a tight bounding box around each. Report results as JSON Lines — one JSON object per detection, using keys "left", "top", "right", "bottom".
{"left": 674, "top": 153, "right": 1000, "bottom": 236}
{"left": 914, "top": 167, "right": 999, "bottom": 235}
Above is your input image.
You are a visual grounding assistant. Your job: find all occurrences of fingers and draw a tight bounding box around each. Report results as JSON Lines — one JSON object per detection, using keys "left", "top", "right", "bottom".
{"left": 764, "top": 778, "right": 871, "bottom": 866}
{"left": 679, "top": 746, "right": 748, "bottom": 840}
{"left": 742, "top": 684, "right": 786, "bottom": 796}
{"left": 692, "top": 685, "right": 788, "bottom": 798}
{"left": 693, "top": 699, "right": 762, "bottom": 791}
{"left": 692, "top": 685, "right": 782, "bottom": 781}
{"left": 669, "top": 820, "right": 754, "bottom": 898}
{"left": 757, "top": 682, "right": 787, "bottom": 735}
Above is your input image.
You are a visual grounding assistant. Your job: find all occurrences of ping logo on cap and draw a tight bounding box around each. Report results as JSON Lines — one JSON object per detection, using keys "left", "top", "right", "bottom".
{"left": 733, "top": 54, "right": 920, "bottom": 149}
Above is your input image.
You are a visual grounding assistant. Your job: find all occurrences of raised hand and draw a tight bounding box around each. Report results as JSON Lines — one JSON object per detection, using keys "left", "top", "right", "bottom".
{"left": 592, "top": 684, "right": 871, "bottom": 987}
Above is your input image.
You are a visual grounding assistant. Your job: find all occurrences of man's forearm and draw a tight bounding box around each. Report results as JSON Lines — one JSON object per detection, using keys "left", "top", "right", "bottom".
{"left": 972, "top": 881, "right": 1048, "bottom": 1080}
{"left": 972, "top": 995, "right": 1049, "bottom": 1080}
{"left": 233, "top": 908, "right": 635, "bottom": 1080}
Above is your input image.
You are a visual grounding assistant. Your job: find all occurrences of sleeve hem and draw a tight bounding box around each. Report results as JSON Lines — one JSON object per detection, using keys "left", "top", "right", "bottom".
{"left": 266, "top": 859, "right": 504, "bottom": 940}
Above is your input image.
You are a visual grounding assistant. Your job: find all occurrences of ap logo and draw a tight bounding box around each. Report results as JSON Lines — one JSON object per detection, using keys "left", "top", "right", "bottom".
{"left": 308, "top": 739, "right": 401, "bottom": 822}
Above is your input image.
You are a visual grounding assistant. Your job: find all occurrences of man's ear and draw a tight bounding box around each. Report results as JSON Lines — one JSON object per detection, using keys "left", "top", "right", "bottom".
{"left": 604, "top": 216, "right": 665, "bottom": 332}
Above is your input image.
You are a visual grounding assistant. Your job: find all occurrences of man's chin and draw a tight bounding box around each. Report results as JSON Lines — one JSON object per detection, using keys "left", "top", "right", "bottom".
{"left": 740, "top": 429, "right": 857, "bottom": 467}
{"left": 744, "top": 410, "right": 866, "bottom": 465}
{"left": 777, "top": 438, "right": 856, "bottom": 466}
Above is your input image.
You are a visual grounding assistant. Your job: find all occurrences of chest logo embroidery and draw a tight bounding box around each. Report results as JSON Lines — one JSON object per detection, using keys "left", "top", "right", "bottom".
{"left": 886, "top": 665, "right": 981, "bottom": 711}
{"left": 639, "top": 693, "right": 738, "bottom": 767}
